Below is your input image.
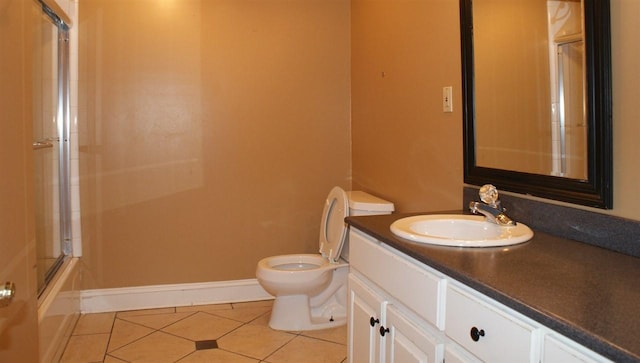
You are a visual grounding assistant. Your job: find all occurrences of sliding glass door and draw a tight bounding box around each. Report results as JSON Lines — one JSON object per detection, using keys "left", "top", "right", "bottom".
{"left": 32, "top": 0, "right": 72, "bottom": 295}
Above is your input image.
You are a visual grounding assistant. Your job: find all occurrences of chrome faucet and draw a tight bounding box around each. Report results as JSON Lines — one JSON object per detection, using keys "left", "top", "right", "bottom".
{"left": 469, "top": 184, "right": 516, "bottom": 226}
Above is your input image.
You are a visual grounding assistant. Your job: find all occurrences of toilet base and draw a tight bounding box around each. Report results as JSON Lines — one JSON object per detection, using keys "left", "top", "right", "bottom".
{"left": 268, "top": 294, "right": 347, "bottom": 331}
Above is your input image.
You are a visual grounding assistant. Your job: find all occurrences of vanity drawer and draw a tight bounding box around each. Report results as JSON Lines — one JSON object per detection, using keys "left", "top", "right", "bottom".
{"left": 543, "top": 334, "right": 611, "bottom": 363}
{"left": 349, "top": 230, "right": 444, "bottom": 329}
{"left": 445, "top": 285, "right": 538, "bottom": 362}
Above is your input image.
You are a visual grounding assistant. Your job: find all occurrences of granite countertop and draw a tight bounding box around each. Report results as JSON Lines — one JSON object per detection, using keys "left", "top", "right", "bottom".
{"left": 346, "top": 212, "right": 640, "bottom": 363}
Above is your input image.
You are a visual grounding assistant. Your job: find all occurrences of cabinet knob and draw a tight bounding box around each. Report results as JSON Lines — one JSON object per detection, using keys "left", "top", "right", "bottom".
{"left": 369, "top": 317, "right": 379, "bottom": 327}
{"left": 470, "top": 326, "right": 485, "bottom": 342}
{"left": 380, "top": 326, "right": 390, "bottom": 337}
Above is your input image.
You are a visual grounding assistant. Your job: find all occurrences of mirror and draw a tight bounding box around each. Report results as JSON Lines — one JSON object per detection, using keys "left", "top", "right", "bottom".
{"left": 460, "top": 0, "right": 612, "bottom": 208}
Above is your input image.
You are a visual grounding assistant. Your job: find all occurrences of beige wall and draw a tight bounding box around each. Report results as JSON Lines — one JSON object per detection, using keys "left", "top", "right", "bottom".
{"left": 351, "top": 0, "right": 463, "bottom": 212}
{"left": 611, "top": 0, "right": 640, "bottom": 220}
{"left": 78, "top": 0, "right": 351, "bottom": 288}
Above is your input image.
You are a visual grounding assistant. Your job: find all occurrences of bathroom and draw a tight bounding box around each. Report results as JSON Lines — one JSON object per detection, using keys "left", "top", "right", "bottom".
{"left": 1, "top": 0, "right": 639, "bottom": 361}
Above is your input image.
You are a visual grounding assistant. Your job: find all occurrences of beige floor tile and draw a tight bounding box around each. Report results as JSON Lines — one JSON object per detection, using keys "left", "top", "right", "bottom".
{"left": 107, "top": 318, "right": 155, "bottom": 352}
{"left": 264, "top": 335, "right": 347, "bottom": 363}
{"left": 119, "top": 311, "right": 195, "bottom": 330}
{"left": 209, "top": 305, "right": 271, "bottom": 323}
{"left": 178, "top": 348, "right": 260, "bottom": 362}
{"left": 301, "top": 325, "right": 347, "bottom": 345}
{"left": 162, "top": 311, "right": 244, "bottom": 341}
{"left": 73, "top": 312, "right": 116, "bottom": 335}
{"left": 217, "top": 324, "right": 296, "bottom": 360}
{"left": 61, "top": 300, "right": 349, "bottom": 363}
{"left": 176, "top": 303, "right": 233, "bottom": 313}
{"left": 116, "top": 307, "right": 176, "bottom": 318}
{"left": 60, "top": 333, "right": 110, "bottom": 362}
{"left": 248, "top": 310, "right": 272, "bottom": 327}
{"left": 110, "top": 331, "right": 195, "bottom": 362}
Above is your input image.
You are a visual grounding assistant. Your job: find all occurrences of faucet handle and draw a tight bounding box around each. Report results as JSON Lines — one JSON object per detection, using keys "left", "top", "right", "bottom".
{"left": 479, "top": 184, "right": 500, "bottom": 207}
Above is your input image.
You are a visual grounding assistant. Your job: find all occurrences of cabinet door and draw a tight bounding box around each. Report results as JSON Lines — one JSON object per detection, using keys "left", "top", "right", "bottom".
{"left": 383, "top": 304, "right": 443, "bottom": 363}
{"left": 443, "top": 345, "right": 482, "bottom": 363}
{"left": 349, "top": 274, "right": 385, "bottom": 363}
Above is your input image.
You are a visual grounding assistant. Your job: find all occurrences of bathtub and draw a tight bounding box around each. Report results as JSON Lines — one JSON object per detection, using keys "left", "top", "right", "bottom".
{"left": 37, "top": 257, "right": 81, "bottom": 362}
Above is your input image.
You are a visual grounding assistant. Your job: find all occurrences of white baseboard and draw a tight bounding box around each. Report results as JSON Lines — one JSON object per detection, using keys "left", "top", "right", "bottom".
{"left": 80, "top": 278, "right": 273, "bottom": 314}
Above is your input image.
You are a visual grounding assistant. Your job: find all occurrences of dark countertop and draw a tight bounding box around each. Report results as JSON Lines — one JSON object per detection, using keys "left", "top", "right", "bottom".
{"left": 346, "top": 212, "right": 640, "bottom": 363}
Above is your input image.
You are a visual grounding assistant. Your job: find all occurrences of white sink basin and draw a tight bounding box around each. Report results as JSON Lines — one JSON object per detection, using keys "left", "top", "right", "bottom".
{"left": 390, "top": 214, "right": 534, "bottom": 247}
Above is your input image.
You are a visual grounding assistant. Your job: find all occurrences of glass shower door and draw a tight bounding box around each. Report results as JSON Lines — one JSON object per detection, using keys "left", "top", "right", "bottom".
{"left": 32, "top": 2, "right": 72, "bottom": 295}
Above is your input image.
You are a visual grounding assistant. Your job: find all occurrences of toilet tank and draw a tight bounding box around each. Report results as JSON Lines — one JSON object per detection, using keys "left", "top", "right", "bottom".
{"left": 346, "top": 191, "right": 394, "bottom": 216}
{"left": 341, "top": 191, "right": 394, "bottom": 262}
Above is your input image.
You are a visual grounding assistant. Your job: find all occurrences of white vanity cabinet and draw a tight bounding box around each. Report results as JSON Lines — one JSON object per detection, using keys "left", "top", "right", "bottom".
{"left": 348, "top": 229, "right": 445, "bottom": 363}
{"left": 347, "top": 228, "right": 613, "bottom": 363}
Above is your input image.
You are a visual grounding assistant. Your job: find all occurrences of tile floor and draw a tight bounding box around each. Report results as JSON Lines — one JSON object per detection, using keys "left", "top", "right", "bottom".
{"left": 60, "top": 300, "right": 348, "bottom": 363}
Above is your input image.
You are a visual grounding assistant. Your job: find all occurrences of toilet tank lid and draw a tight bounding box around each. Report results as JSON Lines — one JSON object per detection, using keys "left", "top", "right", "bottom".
{"left": 347, "top": 191, "right": 395, "bottom": 212}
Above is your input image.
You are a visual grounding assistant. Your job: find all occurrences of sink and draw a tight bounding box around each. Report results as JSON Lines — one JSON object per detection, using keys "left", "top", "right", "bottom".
{"left": 390, "top": 214, "right": 534, "bottom": 247}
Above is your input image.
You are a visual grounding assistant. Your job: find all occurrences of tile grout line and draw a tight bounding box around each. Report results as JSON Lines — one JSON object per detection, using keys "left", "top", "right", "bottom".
{"left": 58, "top": 311, "right": 83, "bottom": 360}
{"left": 100, "top": 313, "right": 117, "bottom": 362}
{"left": 104, "top": 317, "right": 159, "bottom": 359}
{"left": 261, "top": 331, "right": 300, "bottom": 363}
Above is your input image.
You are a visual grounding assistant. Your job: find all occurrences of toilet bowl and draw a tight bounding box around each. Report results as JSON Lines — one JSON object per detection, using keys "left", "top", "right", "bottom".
{"left": 256, "top": 186, "right": 394, "bottom": 331}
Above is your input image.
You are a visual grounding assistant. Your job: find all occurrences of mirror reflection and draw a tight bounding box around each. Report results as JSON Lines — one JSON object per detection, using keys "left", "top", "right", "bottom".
{"left": 473, "top": 0, "right": 586, "bottom": 179}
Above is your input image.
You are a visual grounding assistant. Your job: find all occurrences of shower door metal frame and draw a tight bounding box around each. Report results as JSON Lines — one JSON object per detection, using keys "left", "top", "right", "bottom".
{"left": 36, "top": 0, "right": 73, "bottom": 294}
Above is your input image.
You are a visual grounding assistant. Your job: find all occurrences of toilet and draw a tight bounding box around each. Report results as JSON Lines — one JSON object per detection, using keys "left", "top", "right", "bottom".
{"left": 256, "top": 186, "right": 394, "bottom": 331}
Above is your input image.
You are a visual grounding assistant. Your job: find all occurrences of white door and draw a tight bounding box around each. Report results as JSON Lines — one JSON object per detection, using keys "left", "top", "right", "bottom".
{"left": 0, "top": 0, "right": 40, "bottom": 360}
{"left": 349, "top": 275, "right": 385, "bottom": 363}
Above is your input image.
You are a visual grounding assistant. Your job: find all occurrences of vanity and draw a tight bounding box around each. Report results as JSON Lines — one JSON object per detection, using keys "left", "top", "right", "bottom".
{"left": 345, "top": 212, "right": 640, "bottom": 363}
{"left": 345, "top": 1, "right": 630, "bottom": 360}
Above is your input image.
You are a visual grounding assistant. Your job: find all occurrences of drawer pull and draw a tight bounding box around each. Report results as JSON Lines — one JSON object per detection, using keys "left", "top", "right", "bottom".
{"left": 380, "top": 326, "right": 390, "bottom": 337}
{"left": 369, "top": 317, "right": 380, "bottom": 327}
{"left": 470, "top": 326, "right": 485, "bottom": 342}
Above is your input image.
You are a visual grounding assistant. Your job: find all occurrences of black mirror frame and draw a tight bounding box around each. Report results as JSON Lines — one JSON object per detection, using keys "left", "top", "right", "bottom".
{"left": 460, "top": 0, "right": 613, "bottom": 209}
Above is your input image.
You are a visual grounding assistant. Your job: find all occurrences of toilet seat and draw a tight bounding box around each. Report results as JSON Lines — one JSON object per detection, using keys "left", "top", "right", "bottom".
{"left": 262, "top": 254, "right": 330, "bottom": 273}
{"left": 319, "top": 186, "right": 349, "bottom": 263}
{"left": 256, "top": 253, "right": 347, "bottom": 297}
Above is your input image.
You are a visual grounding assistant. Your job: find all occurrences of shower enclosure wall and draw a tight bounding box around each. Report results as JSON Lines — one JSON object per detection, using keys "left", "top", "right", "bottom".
{"left": 33, "top": 0, "right": 73, "bottom": 296}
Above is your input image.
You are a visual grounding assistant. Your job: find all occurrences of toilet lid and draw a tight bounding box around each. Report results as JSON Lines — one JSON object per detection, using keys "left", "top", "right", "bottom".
{"left": 319, "top": 186, "right": 349, "bottom": 263}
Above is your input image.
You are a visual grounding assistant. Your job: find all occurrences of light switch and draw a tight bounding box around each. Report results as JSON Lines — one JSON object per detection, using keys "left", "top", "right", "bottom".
{"left": 443, "top": 86, "right": 453, "bottom": 113}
